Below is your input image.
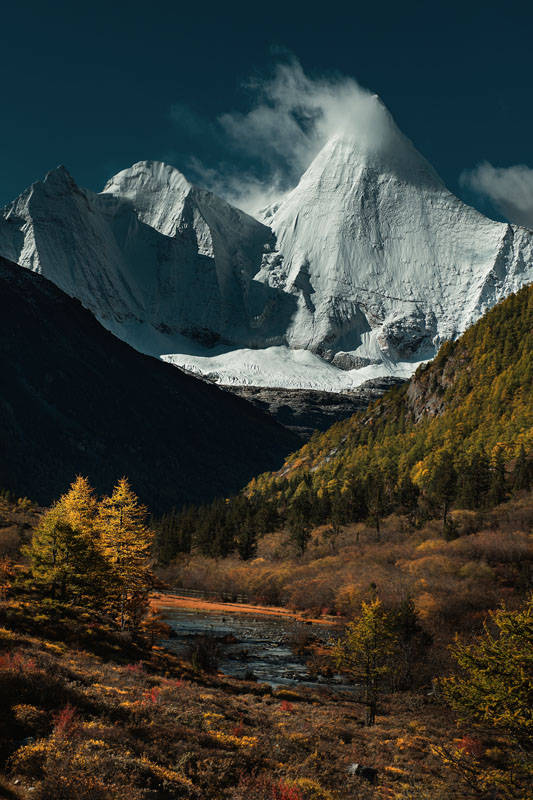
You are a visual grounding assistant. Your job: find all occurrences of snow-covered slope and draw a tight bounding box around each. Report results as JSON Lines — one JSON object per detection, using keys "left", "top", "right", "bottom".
{"left": 0, "top": 161, "right": 288, "bottom": 352}
{"left": 1, "top": 100, "right": 533, "bottom": 392}
{"left": 256, "top": 101, "right": 533, "bottom": 369}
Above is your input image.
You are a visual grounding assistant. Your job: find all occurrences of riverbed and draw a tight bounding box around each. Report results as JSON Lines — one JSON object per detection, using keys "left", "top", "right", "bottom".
{"left": 160, "top": 606, "right": 347, "bottom": 689}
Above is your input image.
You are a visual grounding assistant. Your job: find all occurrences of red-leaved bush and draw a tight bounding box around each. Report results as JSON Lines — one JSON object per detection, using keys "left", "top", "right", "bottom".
{"left": 53, "top": 703, "right": 79, "bottom": 738}
{"left": 233, "top": 775, "right": 303, "bottom": 800}
{"left": 0, "top": 651, "right": 37, "bottom": 672}
{"left": 457, "top": 734, "right": 485, "bottom": 758}
{"left": 274, "top": 782, "right": 303, "bottom": 800}
{"left": 125, "top": 661, "right": 144, "bottom": 674}
{"left": 143, "top": 687, "right": 161, "bottom": 705}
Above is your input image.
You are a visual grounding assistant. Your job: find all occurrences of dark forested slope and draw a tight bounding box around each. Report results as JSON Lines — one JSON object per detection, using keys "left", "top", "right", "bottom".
{"left": 0, "top": 257, "right": 299, "bottom": 511}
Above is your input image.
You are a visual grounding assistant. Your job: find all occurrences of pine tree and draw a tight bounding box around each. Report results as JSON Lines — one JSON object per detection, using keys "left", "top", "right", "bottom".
{"left": 488, "top": 447, "right": 507, "bottom": 506}
{"left": 395, "top": 475, "right": 420, "bottom": 523}
{"left": 26, "top": 477, "right": 106, "bottom": 602}
{"left": 287, "top": 491, "right": 312, "bottom": 555}
{"left": 513, "top": 444, "right": 531, "bottom": 492}
{"left": 366, "top": 470, "right": 386, "bottom": 541}
{"left": 28, "top": 503, "right": 102, "bottom": 601}
{"left": 334, "top": 598, "right": 397, "bottom": 725}
{"left": 287, "top": 508, "right": 311, "bottom": 556}
{"left": 442, "top": 596, "right": 533, "bottom": 746}
{"left": 61, "top": 476, "right": 98, "bottom": 533}
{"left": 391, "top": 596, "right": 432, "bottom": 689}
{"left": 97, "top": 478, "right": 154, "bottom": 631}
{"left": 236, "top": 520, "right": 257, "bottom": 561}
{"left": 441, "top": 596, "right": 533, "bottom": 796}
{"left": 427, "top": 450, "right": 457, "bottom": 527}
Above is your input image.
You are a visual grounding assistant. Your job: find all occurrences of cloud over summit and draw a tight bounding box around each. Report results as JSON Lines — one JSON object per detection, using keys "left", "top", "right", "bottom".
{"left": 171, "top": 59, "right": 393, "bottom": 214}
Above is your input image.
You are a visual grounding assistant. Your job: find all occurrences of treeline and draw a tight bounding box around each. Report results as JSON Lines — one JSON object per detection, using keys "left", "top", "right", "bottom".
{"left": 25, "top": 476, "right": 154, "bottom": 633}
{"left": 154, "top": 445, "right": 532, "bottom": 562}
{"left": 155, "top": 284, "right": 533, "bottom": 563}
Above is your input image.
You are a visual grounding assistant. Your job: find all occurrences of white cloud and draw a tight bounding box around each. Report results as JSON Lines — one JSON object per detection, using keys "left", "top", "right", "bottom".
{"left": 461, "top": 162, "right": 533, "bottom": 229}
{"left": 171, "top": 58, "right": 396, "bottom": 216}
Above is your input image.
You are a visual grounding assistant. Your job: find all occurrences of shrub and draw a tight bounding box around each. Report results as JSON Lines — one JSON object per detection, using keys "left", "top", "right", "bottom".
{"left": 231, "top": 775, "right": 303, "bottom": 800}
{"left": 12, "top": 704, "right": 48, "bottom": 733}
{"left": 52, "top": 705, "right": 78, "bottom": 738}
{"left": 186, "top": 636, "right": 219, "bottom": 673}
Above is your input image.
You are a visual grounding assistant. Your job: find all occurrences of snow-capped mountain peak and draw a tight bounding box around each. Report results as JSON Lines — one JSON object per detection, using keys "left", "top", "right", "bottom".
{"left": 102, "top": 160, "right": 192, "bottom": 238}
{"left": 1, "top": 101, "right": 532, "bottom": 393}
{"left": 254, "top": 124, "right": 533, "bottom": 369}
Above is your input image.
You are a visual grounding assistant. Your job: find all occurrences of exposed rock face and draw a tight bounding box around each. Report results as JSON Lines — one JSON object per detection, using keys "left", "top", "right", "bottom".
{"left": 229, "top": 377, "right": 405, "bottom": 439}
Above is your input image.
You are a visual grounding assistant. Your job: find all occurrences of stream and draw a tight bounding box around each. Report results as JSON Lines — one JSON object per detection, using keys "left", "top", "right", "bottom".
{"left": 161, "top": 607, "right": 352, "bottom": 690}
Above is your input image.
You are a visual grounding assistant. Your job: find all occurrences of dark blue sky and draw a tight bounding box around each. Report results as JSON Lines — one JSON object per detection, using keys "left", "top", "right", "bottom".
{"left": 1, "top": 0, "right": 532, "bottom": 218}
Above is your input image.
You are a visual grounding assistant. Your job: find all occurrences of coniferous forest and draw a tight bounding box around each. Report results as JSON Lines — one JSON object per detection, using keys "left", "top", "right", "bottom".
{"left": 155, "top": 284, "right": 533, "bottom": 563}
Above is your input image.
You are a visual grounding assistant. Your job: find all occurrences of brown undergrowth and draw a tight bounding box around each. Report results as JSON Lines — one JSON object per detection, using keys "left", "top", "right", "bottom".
{"left": 0, "top": 594, "right": 473, "bottom": 800}
{"left": 159, "top": 492, "right": 533, "bottom": 676}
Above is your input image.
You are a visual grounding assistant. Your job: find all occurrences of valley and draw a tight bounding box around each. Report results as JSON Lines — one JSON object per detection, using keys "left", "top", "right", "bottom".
{"left": 0, "top": 57, "right": 532, "bottom": 800}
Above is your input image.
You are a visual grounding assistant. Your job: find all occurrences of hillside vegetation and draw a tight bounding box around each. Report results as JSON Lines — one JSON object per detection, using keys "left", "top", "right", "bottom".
{"left": 250, "top": 282, "right": 533, "bottom": 508}
{"left": 1, "top": 284, "right": 532, "bottom": 799}
{"left": 0, "top": 483, "right": 531, "bottom": 800}
{"left": 157, "top": 283, "right": 533, "bottom": 565}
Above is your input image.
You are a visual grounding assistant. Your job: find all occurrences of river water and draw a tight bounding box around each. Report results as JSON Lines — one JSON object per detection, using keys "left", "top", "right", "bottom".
{"left": 161, "top": 608, "right": 348, "bottom": 689}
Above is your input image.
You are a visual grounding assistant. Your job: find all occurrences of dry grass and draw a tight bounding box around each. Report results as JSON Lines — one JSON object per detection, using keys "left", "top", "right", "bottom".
{"left": 158, "top": 492, "right": 533, "bottom": 677}
{"left": 0, "top": 595, "right": 474, "bottom": 800}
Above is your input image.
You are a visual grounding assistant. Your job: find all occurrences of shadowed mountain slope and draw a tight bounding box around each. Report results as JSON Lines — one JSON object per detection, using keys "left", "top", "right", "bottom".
{"left": 0, "top": 257, "right": 299, "bottom": 511}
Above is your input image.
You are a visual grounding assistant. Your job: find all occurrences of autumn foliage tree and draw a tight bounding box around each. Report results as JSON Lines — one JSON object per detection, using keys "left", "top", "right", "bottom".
{"left": 334, "top": 598, "right": 398, "bottom": 725}
{"left": 28, "top": 476, "right": 154, "bottom": 634}
{"left": 442, "top": 596, "right": 533, "bottom": 746}
{"left": 27, "top": 477, "right": 108, "bottom": 602}
{"left": 440, "top": 596, "right": 533, "bottom": 798}
{"left": 97, "top": 477, "right": 154, "bottom": 631}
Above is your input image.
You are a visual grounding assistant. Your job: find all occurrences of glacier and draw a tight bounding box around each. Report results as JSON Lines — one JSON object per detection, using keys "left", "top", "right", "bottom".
{"left": 1, "top": 96, "right": 532, "bottom": 393}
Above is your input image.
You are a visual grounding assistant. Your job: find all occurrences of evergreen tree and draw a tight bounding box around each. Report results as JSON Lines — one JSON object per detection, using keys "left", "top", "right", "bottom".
{"left": 391, "top": 596, "right": 432, "bottom": 689}
{"left": 427, "top": 450, "right": 457, "bottom": 526}
{"left": 287, "top": 491, "right": 312, "bottom": 555}
{"left": 441, "top": 596, "right": 533, "bottom": 796}
{"left": 513, "top": 444, "right": 531, "bottom": 492}
{"left": 442, "top": 596, "right": 533, "bottom": 747}
{"left": 236, "top": 520, "right": 257, "bottom": 561}
{"left": 366, "top": 470, "right": 386, "bottom": 541}
{"left": 488, "top": 447, "right": 507, "bottom": 506}
{"left": 334, "top": 598, "right": 397, "bottom": 725}
{"left": 395, "top": 475, "right": 420, "bottom": 522}
{"left": 287, "top": 508, "right": 311, "bottom": 556}
{"left": 61, "top": 476, "right": 98, "bottom": 533}
{"left": 97, "top": 478, "right": 154, "bottom": 631}
{"left": 27, "top": 477, "right": 107, "bottom": 602}
{"left": 28, "top": 503, "right": 104, "bottom": 602}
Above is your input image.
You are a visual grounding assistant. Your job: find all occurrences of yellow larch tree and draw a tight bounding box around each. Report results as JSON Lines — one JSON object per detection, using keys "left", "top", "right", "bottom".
{"left": 97, "top": 478, "right": 154, "bottom": 631}
{"left": 27, "top": 476, "right": 106, "bottom": 602}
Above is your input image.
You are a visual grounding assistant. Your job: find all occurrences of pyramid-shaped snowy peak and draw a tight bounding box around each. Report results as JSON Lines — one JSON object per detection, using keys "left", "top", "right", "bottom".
{"left": 1, "top": 102, "right": 532, "bottom": 390}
